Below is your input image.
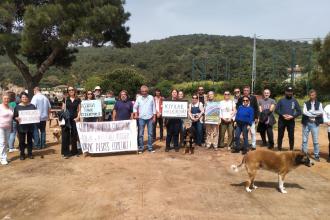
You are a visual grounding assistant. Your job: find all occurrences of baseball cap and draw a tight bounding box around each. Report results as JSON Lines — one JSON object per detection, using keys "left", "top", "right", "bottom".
{"left": 285, "top": 86, "right": 293, "bottom": 92}
{"left": 94, "top": 86, "right": 101, "bottom": 91}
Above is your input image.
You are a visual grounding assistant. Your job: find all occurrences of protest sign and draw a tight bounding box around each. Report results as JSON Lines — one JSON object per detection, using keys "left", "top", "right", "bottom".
{"left": 104, "top": 97, "right": 116, "bottom": 113}
{"left": 76, "top": 120, "right": 138, "bottom": 154}
{"left": 205, "top": 102, "right": 221, "bottom": 124}
{"left": 19, "top": 110, "right": 40, "bottom": 124}
{"left": 162, "top": 100, "right": 188, "bottom": 118}
{"left": 80, "top": 100, "right": 102, "bottom": 118}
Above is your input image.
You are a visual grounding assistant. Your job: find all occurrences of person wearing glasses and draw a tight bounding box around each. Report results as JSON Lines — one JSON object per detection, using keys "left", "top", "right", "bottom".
{"left": 61, "top": 87, "right": 81, "bottom": 158}
{"left": 233, "top": 88, "right": 241, "bottom": 104}
{"left": 232, "top": 96, "right": 254, "bottom": 154}
{"left": 112, "top": 90, "right": 133, "bottom": 121}
{"left": 188, "top": 94, "right": 205, "bottom": 147}
{"left": 82, "top": 90, "right": 98, "bottom": 122}
{"left": 257, "top": 89, "right": 276, "bottom": 149}
{"left": 219, "top": 91, "right": 236, "bottom": 150}
{"left": 236, "top": 86, "right": 259, "bottom": 150}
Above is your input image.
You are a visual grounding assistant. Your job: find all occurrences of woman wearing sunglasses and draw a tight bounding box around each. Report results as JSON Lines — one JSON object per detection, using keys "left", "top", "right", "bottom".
{"left": 61, "top": 87, "right": 81, "bottom": 158}
{"left": 232, "top": 96, "right": 254, "bottom": 154}
{"left": 82, "top": 90, "right": 98, "bottom": 122}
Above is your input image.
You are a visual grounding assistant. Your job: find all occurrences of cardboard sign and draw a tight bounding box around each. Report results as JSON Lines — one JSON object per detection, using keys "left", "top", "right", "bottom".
{"left": 81, "top": 100, "right": 102, "bottom": 118}
{"left": 76, "top": 120, "right": 138, "bottom": 154}
{"left": 162, "top": 100, "right": 188, "bottom": 118}
{"left": 19, "top": 110, "right": 40, "bottom": 124}
{"left": 205, "top": 102, "right": 221, "bottom": 124}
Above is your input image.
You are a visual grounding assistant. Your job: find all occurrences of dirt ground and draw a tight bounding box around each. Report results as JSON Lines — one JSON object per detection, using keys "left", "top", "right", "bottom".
{"left": 0, "top": 122, "right": 330, "bottom": 220}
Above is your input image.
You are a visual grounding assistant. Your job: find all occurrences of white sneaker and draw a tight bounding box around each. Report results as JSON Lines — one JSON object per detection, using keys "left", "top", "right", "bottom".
{"left": 1, "top": 160, "right": 8, "bottom": 165}
{"left": 149, "top": 150, "right": 156, "bottom": 153}
{"left": 9, "top": 149, "right": 18, "bottom": 153}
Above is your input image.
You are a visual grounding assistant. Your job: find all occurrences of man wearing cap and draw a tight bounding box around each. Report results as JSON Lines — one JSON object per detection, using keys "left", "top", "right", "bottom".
{"left": 301, "top": 89, "right": 323, "bottom": 161}
{"left": 94, "top": 86, "right": 105, "bottom": 121}
{"left": 275, "top": 86, "right": 302, "bottom": 151}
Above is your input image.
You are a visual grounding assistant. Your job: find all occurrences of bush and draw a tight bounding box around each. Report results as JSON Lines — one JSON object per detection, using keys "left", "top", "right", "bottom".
{"left": 101, "top": 68, "right": 145, "bottom": 98}
{"left": 84, "top": 75, "right": 104, "bottom": 91}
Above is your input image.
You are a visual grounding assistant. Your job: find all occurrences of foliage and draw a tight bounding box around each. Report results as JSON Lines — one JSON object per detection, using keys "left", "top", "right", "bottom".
{"left": 100, "top": 68, "right": 145, "bottom": 98}
{"left": 0, "top": 0, "right": 130, "bottom": 95}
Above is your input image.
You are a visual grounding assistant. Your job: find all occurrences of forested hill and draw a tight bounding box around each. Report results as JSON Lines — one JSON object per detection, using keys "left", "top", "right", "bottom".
{"left": 0, "top": 34, "right": 312, "bottom": 88}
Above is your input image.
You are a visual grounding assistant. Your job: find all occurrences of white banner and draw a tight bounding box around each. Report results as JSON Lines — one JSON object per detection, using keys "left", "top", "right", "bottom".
{"left": 162, "top": 100, "right": 188, "bottom": 118}
{"left": 80, "top": 100, "right": 102, "bottom": 118}
{"left": 76, "top": 120, "right": 138, "bottom": 154}
{"left": 19, "top": 110, "right": 40, "bottom": 124}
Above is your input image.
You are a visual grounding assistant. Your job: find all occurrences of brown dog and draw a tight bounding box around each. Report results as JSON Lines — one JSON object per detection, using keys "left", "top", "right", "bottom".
{"left": 231, "top": 149, "right": 313, "bottom": 193}
{"left": 52, "top": 128, "right": 62, "bottom": 143}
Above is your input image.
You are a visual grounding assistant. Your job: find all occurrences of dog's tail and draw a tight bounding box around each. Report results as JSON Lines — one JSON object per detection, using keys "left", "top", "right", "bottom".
{"left": 230, "top": 156, "right": 246, "bottom": 173}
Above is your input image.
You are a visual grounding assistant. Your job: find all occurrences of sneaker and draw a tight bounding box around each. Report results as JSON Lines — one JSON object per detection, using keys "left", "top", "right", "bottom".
{"left": 138, "top": 151, "right": 143, "bottom": 154}
{"left": 8, "top": 149, "right": 18, "bottom": 153}
{"left": 0, "top": 160, "right": 8, "bottom": 165}
{"left": 314, "top": 156, "right": 320, "bottom": 162}
{"left": 149, "top": 150, "right": 156, "bottom": 153}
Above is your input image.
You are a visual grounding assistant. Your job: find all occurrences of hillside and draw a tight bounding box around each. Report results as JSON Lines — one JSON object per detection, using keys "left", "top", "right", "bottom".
{"left": 0, "top": 34, "right": 313, "bottom": 88}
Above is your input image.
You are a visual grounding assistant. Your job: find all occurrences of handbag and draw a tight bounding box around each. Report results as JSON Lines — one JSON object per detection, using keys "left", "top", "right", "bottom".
{"left": 58, "top": 99, "right": 71, "bottom": 127}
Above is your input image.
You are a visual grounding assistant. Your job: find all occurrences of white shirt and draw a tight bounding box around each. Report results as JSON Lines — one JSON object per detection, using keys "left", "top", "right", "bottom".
{"left": 133, "top": 95, "right": 156, "bottom": 120}
{"left": 219, "top": 99, "right": 236, "bottom": 120}
{"left": 31, "top": 93, "right": 51, "bottom": 121}
{"left": 323, "top": 104, "right": 330, "bottom": 133}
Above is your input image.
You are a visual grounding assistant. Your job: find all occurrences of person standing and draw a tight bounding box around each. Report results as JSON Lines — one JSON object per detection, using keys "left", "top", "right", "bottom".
{"left": 14, "top": 92, "right": 36, "bottom": 160}
{"left": 233, "top": 88, "right": 241, "bottom": 105}
{"left": 275, "top": 86, "right": 302, "bottom": 151}
{"left": 82, "top": 90, "right": 98, "bottom": 122}
{"left": 188, "top": 94, "right": 204, "bottom": 147}
{"left": 205, "top": 91, "right": 220, "bottom": 150}
{"left": 8, "top": 91, "right": 18, "bottom": 153}
{"left": 219, "top": 91, "right": 236, "bottom": 150}
{"left": 61, "top": 87, "right": 81, "bottom": 158}
{"left": 232, "top": 96, "right": 254, "bottom": 154}
{"left": 257, "top": 89, "right": 276, "bottom": 149}
{"left": 0, "top": 92, "right": 14, "bottom": 165}
{"left": 178, "top": 90, "right": 186, "bottom": 147}
{"left": 133, "top": 85, "right": 156, "bottom": 153}
{"left": 236, "top": 86, "right": 259, "bottom": 149}
{"left": 112, "top": 90, "right": 133, "bottom": 121}
{"left": 31, "top": 87, "right": 51, "bottom": 149}
{"left": 94, "top": 86, "right": 105, "bottom": 121}
{"left": 301, "top": 89, "right": 323, "bottom": 161}
{"left": 323, "top": 103, "right": 330, "bottom": 163}
{"left": 165, "top": 89, "right": 182, "bottom": 152}
{"left": 104, "top": 91, "right": 116, "bottom": 121}
{"left": 153, "top": 89, "right": 164, "bottom": 141}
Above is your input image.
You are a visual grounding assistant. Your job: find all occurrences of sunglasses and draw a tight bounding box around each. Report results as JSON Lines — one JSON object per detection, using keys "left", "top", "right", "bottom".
{"left": 224, "top": 93, "right": 230, "bottom": 95}
{"left": 243, "top": 99, "right": 249, "bottom": 102}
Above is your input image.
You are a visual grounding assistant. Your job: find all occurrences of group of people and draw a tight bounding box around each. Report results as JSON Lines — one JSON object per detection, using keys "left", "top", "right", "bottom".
{"left": 0, "top": 84, "right": 330, "bottom": 165}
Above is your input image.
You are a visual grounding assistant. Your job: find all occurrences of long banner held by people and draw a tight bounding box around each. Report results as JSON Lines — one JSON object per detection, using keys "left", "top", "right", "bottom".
{"left": 76, "top": 120, "right": 138, "bottom": 154}
{"left": 19, "top": 110, "right": 40, "bottom": 124}
{"left": 205, "top": 102, "right": 221, "bottom": 124}
{"left": 80, "top": 100, "right": 102, "bottom": 118}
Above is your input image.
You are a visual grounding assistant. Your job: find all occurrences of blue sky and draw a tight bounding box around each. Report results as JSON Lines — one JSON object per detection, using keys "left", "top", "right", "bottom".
{"left": 125, "top": 0, "right": 330, "bottom": 42}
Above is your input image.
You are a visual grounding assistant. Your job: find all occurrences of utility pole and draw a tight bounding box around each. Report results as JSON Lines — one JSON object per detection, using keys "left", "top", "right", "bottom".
{"left": 251, "top": 34, "right": 257, "bottom": 94}
{"left": 290, "top": 48, "right": 296, "bottom": 85}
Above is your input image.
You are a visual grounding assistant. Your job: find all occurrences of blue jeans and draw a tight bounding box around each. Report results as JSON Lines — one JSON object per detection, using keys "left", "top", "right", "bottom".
{"left": 138, "top": 118, "right": 154, "bottom": 151}
{"left": 235, "top": 122, "right": 249, "bottom": 151}
{"left": 8, "top": 120, "right": 17, "bottom": 150}
{"left": 33, "top": 121, "right": 47, "bottom": 148}
{"left": 192, "top": 121, "right": 203, "bottom": 145}
{"left": 302, "top": 122, "right": 320, "bottom": 157}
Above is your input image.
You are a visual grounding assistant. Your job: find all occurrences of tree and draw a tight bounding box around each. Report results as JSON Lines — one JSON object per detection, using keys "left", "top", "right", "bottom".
{"left": 0, "top": 0, "right": 130, "bottom": 97}
{"left": 101, "top": 68, "right": 145, "bottom": 97}
{"left": 311, "top": 33, "right": 330, "bottom": 99}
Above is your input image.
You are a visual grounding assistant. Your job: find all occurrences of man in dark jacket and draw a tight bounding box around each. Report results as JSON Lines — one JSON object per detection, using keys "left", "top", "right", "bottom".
{"left": 275, "top": 86, "right": 302, "bottom": 151}
{"left": 301, "top": 89, "right": 323, "bottom": 161}
{"left": 236, "top": 86, "right": 259, "bottom": 150}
